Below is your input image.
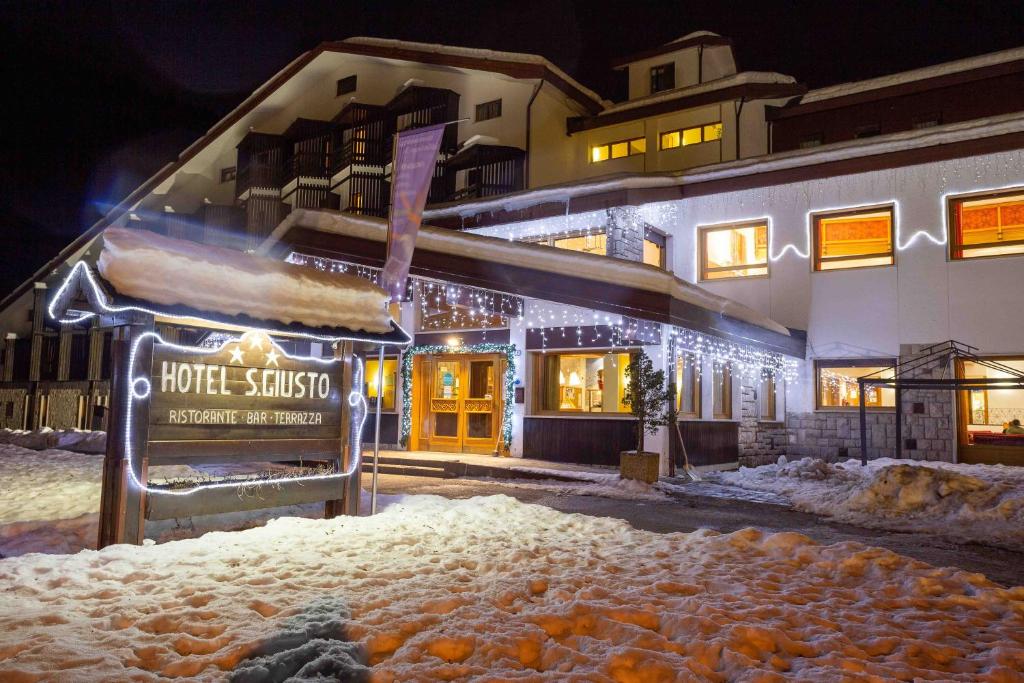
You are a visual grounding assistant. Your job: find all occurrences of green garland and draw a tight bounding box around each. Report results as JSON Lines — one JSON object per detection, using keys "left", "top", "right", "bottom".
{"left": 400, "top": 343, "right": 517, "bottom": 449}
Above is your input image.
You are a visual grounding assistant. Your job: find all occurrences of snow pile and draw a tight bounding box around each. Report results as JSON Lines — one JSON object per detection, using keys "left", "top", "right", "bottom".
{"left": 710, "top": 458, "right": 1024, "bottom": 549}
{"left": 98, "top": 227, "right": 393, "bottom": 333}
{"left": 0, "top": 427, "right": 106, "bottom": 453}
{"left": 510, "top": 467, "right": 670, "bottom": 501}
{"left": 2, "top": 494, "right": 1023, "bottom": 681}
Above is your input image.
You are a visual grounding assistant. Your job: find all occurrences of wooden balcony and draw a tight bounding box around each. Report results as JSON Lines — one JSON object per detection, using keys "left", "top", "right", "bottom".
{"left": 443, "top": 144, "right": 526, "bottom": 202}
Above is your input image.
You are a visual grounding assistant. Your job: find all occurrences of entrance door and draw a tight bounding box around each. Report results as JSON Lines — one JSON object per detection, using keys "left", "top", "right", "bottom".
{"left": 413, "top": 354, "right": 502, "bottom": 454}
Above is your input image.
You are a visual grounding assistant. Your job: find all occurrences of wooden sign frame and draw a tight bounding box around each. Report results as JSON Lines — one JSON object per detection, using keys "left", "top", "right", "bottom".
{"left": 47, "top": 261, "right": 410, "bottom": 547}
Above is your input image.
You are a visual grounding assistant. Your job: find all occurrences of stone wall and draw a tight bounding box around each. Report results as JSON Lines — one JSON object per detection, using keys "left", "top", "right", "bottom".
{"left": 0, "top": 387, "right": 27, "bottom": 430}
{"left": 605, "top": 207, "right": 644, "bottom": 262}
{"left": 785, "top": 343, "right": 956, "bottom": 463}
{"left": 738, "top": 382, "right": 788, "bottom": 467}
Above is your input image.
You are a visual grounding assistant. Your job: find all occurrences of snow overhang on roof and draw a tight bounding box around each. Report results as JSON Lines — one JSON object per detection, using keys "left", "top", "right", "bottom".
{"left": 568, "top": 73, "right": 805, "bottom": 133}
{"left": 610, "top": 31, "right": 733, "bottom": 69}
{"left": 261, "top": 209, "right": 805, "bottom": 359}
{"left": 49, "top": 228, "right": 410, "bottom": 345}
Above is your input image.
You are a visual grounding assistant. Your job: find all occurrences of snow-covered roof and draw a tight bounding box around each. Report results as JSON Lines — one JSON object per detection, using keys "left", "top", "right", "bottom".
{"left": 669, "top": 30, "right": 723, "bottom": 44}
{"left": 800, "top": 46, "right": 1024, "bottom": 104}
{"left": 96, "top": 228, "right": 397, "bottom": 336}
{"left": 263, "top": 210, "right": 792, "bottom": 340}
{"left": 597, "top": 71, "right": 799, "bottom": 116}
{"left": 341, "top": 37, "right": 609, "bottom": 108}
{"left": 425, "top": 111, "right": 1024, "bottom": 219}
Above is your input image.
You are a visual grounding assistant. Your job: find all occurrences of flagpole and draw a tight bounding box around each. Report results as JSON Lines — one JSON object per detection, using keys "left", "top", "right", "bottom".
{"left": 370, "top": 343, "right": 385, "bottom": 515}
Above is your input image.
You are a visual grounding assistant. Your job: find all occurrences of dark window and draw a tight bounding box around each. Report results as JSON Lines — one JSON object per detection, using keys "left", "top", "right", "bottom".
{"left": 854, "top": 123, "right": 881, "bottom": 139}
{"left": 475, "top": 99, "right": 502, "bottom": 122}
{"left": 336, "top": 75, "right": 357, "bottom": 96}
{"left": 912, "top": 113, "right": 942, "bottom": 130}
{"left": 798, "top": 133, "right": 823, "bottom": 149}
{"left": 650, "top": 63, "right": 675, "bottom": 94}
{"left": 220, "top": 166, "right": 236, "bottom": 183}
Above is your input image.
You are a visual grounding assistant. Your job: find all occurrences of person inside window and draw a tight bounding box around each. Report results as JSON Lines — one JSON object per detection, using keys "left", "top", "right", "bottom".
{"left": 1004, "top": 418, "right": 1024, "bottom": 435}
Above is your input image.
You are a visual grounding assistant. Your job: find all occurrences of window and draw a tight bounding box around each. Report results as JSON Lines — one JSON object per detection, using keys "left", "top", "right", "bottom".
{"left": 675, "top": 352, "right": 701, "bottom": 418}
{"left": 220, "top": 166, "right": 236, "bottom": 183}
{"left": 536, "top": 351, "right": 634, "bottom": 413}
{"left": 545, "top": 231, "right": 607, "bottom": 255}
{"left": 475, "top": 99, "right": 502, "bottom": 122}
{"left": 365, "top": 357, "right": 398, "bottom": 411}
{"left": 959, "top": 357, "right": 1024, "bottom": 436}
{"left": 815, "top": 360, "right": 895, "bottom": 410}
{"left": 336, "top": 75, "right": 357, "bottom": 96}
{"left": 913, "top": 113, "right": 942, "bottom": 130}
{"left": 700, "top": 222, "right": 769, "bottom": 280}
{"left": 760, "top": 375, "right": 777, "bottom": 420}
{"left": 349, "top": 192, "right": 363, "bottom": 211}
{"left": 650, "top": 63, "right": 675, "bottom": 93}
{"left": 660, "top": 122, "right": 722, "bottom": 150}
{"left": 799, "top": 133, "right": 823, "bottom": 149}
{"left": 643, "top": 231, "right": 666, "bottom": 269}
{"left": 590, "top": 137, "right": 645, "bottom": 163}
{"left": 712, "top": 363, "right": 732, "bottom": 419}
{"left": 813, "top": 207, "right": 894, "bottom": 271}
{"left": 855, "top": 123, "right": 881, "bottom": 139}
{"left": 948, "top": 189, "right": 1024, "bottom": 260}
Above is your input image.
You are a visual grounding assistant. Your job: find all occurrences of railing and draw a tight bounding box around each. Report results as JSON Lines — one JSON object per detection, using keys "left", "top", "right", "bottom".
{"left": 284, "top": 151, "right": 331, "bottom": 183}
{"left": 236, "top": 162, "right": 283, "bottom": 196}
{"left": 449, "top": 182, "right": 521, "bottom": 202}
{"left": 331, "top": 139, "right": 389, "bottom": 174}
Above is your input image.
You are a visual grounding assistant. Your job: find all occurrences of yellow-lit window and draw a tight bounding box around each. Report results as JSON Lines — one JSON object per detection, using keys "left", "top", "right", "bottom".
{"left": 682, "top": 127, "right": 702, "bottom": 146}
{"left": 675, "top": 351, "right": 700, "bottom": 418}
{"left": 760, "top": 375, "right": 777, "bottom": 420}
{"left": 700, "top": 222, "right": 769, "bottom": 280}
{"left": 643, "top": 240, "right": 663, "bottom": 268}
{"left": 591, "top": 137, "right": 645, "bottom": 162}
{"left": 661, "top": 122, "right": 722, "bottom": 150}
{"left": 814, "top": 207, "right": 894, "bottom": 271}
{"left": 713, "top": 363, "right": 732, "bottom": 419}
{"left": 816, "top": 361, "right": 895, "bottom": 409}
{"left": 536, "top": 351, "right": 634, "bottom": 413}
{"left": 365, "top": 357, "right": 398, "bottom": 411}
{"left": 552, "top": 232, "right": 607, "bottom": 255}
{"left": 949, "top": 189, "right": 1024, "bottom": 260}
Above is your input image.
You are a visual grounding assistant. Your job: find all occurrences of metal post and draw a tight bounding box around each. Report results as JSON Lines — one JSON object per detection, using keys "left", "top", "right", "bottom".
{"left": 894, "top": 385, "right": 902, "bottom": 460}
{"left": 370, "top": 344, "right": 385, "bottom": 515}
{"left": 858, "top": 378, "right": 868, "bottom": 466}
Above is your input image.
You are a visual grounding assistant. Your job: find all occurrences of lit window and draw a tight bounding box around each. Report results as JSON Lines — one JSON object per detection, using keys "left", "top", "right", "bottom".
{"left": 949, "top": 189, "right": 1024, "bottom": 260}
{"left": 960, "top": 358, "right": 1024, "bottom": 433}
{"left": 760, "top": 375, "right": 778, "bottom": 420}
{"left": 700, "top": 222, "right": 769, "bottom": 280}
{"left": 365, "top": 358, "right": 398, "bottom": 411}
{"left": 814, "top": 207, "right": 894, "bottom": 271}
{"left": 643, "top": 231, "right": 666, "bottom": 269}
{"left": 713, "top": 363, "right": 732, "bottom": 419}
{"left": 537, "top": 351, "right": 634, "bottom": 413}
{"left": 816, "top": 361, "right": 895, "bottom": 409}
{"left": 675, "top": 352, "right": 701, "bottom": 418}
{"left": 590, "top": 137, "right": 645, "bottom": 163}
{"left": 350, "top": 192, "right": 363, "bottom": 211}
{"left": 552, "top": 232, "right": 607, "bottom": 255}
{"left": 660, "top": 122, "right": 722, "bottom": 150}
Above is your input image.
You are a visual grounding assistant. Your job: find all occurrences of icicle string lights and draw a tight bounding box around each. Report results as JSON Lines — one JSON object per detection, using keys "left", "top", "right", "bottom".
{"left": 669, "top": 326, "right": 799, "bottom": 383}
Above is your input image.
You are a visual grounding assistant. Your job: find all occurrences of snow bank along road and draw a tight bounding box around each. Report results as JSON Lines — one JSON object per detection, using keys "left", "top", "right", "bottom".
{"left": 708, "top": 457, "right": 1024, "bottom": 551}
{"left": 2, "top": 495, "right": 1024, "bottom": 681}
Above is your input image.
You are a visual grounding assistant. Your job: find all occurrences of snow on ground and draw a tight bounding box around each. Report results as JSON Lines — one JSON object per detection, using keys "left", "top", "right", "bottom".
{"left": 0, "top": 427, "right": 106, "bottom": 453}
{"left": 2, "top": 494, "right": 1024, "bottom": 681}
{"left": 709, "top": 457, "right": 1024, "bottom": 550}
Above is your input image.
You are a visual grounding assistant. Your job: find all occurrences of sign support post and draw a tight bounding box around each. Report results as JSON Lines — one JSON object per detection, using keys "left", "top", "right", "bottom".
{"left": 371, "top": 344, "right": 385, "bottom": 514}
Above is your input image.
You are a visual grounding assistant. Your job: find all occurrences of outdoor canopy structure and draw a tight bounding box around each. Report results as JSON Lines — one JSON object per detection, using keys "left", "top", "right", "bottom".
{"left": 857, "top": 340, "right": 1024, "bottom": 465}
{"left": 47, "top": 228, "right": 411, "bottom": 546}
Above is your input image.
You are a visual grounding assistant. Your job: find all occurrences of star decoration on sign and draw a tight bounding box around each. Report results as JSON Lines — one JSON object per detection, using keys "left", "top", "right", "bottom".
{"left": 265, "top": 349, "right": 280, "bottom": 367}
{"left": 229, "top": 346, "right": 245, "bottom": 365}
{"left": 248, "top": 334, "right": 264, "bottom": 351}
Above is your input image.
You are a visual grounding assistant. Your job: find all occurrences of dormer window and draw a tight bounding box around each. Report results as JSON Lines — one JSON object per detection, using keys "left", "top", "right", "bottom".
{"left": 650, "top": 63, "right": 675, "bottom": 94}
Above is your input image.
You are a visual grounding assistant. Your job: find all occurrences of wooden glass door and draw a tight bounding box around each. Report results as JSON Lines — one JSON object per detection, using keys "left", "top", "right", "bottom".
{"left": 413, "top": 354, "right": 502, "bottom": 454}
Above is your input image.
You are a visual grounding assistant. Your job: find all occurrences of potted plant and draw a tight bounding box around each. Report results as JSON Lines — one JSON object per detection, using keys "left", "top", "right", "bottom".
{"left": 620, "top": 350, "right": 671, "bottom": 483}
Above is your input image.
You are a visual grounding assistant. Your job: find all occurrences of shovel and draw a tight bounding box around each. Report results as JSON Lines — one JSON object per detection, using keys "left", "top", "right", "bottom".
{"left": 675, "top": 422, "right": 702, "bottom": 482}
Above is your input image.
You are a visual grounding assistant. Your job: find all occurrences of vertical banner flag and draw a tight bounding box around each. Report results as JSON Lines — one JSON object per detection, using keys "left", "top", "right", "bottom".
{"left": 381, "top": 123, "right": 448, "bottom": 301}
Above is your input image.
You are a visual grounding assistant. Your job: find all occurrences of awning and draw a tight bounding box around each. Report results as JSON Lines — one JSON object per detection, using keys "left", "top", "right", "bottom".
{"left": 261, "top": 209, "right": 805, "bottom": 358}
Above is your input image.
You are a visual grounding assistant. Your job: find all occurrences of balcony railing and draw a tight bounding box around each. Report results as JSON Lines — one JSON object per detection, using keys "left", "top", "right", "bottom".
{"left": 331, "top": 139, "right": 389, "bottom": 174}
{"left": 236, "top": 162, "right": 283, "bottom": 197}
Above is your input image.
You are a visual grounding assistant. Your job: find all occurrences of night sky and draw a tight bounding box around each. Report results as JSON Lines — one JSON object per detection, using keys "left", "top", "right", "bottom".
{"left": 1, "top": 0, "right": 1022, "bottom": 294}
